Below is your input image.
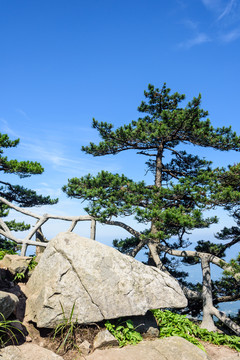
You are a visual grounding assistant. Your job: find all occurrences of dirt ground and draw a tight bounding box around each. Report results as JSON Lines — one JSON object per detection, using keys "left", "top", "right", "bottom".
{"left": 201, "top": 341, "right": 240, "bottom": 360}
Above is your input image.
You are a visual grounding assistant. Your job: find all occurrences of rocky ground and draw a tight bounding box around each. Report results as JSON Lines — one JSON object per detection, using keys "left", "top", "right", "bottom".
{"left": 1, "top": 257, "right": 239, "bottom": 360}
{"left": 202, "top": 342, "right": 240, "bottom": 360}
{"left": 19, "top": 321, "right": 240, "bottom": 360}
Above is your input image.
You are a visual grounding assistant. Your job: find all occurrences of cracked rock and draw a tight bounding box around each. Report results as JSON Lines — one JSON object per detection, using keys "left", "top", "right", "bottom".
{"left": 25, "top": 232, "right": 187, "bottom": 328}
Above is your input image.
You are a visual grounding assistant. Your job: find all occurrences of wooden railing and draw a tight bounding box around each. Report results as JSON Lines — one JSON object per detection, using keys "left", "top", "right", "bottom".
{"left": 0, "top": 197, "right": 96, "bottom": 256}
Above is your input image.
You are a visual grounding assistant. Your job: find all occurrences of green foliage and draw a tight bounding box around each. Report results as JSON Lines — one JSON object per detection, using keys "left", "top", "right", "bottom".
{"left": 13, "top": 272, "right": 25, "bottom": 282}
{"left": 0, "top": 312, "right": 23, "bottom": 348}
{"left": 223, "top": 253, "right": 240, "bottom": 278}
{"left": 0, "top": 237, "right": 19, "bottom": 260}
{"left": 0, "top": 132, "right": 58, "bottom": 256}
{"left": 63, "top": 83, "right": 240, "bottom": 326}
{"left": 152, "top": 310, "right": 240, "bottom": 352}
{"left": 105, "top": 319, "right": 143, "bottom": 347}
{"left": 12, "top": 258, "right": 38, "bottom": 283}
{"left": 0, "top": 249, "right": 16, "bottom": 260}
{"left": 53, "top": 302, "right": 79, "bottom": 352}
{"left": 212, "top": 164, "right": 240, "bottom": 208}
{"left": 0, "top": 132, "right": 58, "bottom": 211}
{"left": 63, "top": 83, "right": 240, "bottom": 251}
{"left": 27, "top": 258, "right": 38, "bottom": 271}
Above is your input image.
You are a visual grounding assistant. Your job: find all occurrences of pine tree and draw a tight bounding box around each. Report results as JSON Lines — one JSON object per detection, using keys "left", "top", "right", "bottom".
{"left": 0, "top": 133, "right": 58, "bottom": 252}
{"left": 63, "top": 83, "right": 240, "bottom": 333}
{"left": 63, "top": 83, "right": 240, "bottom": 261}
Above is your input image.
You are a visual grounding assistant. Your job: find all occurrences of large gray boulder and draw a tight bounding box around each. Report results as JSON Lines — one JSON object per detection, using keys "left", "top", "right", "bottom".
{"left": 84, "top": 337, "right": 210, "bottom": 360}
{"left": 25, "top": 232, "right": 187, "bottom": 328}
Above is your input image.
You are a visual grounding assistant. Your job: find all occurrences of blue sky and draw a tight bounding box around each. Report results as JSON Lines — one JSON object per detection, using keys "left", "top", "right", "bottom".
{"left": 1, "top": 0, "right": 240, "bottom": 271}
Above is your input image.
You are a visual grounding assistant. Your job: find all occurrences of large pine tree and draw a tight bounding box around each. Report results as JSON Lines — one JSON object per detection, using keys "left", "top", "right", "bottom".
{"left": 63, "top": 84, "right": 240, "bottom": 332}
{"left": 63, "top": 83, "right": 240, "bottom": 261}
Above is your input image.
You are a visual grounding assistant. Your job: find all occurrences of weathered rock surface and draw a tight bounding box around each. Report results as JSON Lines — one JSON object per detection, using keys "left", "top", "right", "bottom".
{"left": 25, "top": 232, "right": 187, "bottom": 328}
{"left": 83, "top": 336, "right": 210, "bottom": 360}
{"left": 93, "top": 329, "right": 119, "bottom": 349}
{"left": 0, "top": 343, "right": 63, "bottom": 360}
{"left": 0, "top": 255, "right": 32, "bottom": 276}
{"left": 78, "top": 340, "right": 91, "bottom": 355}
{"left": 0, "top": 291, "right": 19, "bottom": 319}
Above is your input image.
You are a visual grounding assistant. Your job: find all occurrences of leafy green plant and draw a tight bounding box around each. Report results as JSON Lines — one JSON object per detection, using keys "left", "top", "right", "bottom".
{"left": 105, "top": 319, "right": 142, "bottom": 347}
{"left": 152, "top": 309, "right": 240, "bottom": 352}
{"left": 28, "top": 258, "right": 38, "bottom": 271}
{"left": 0, "top": 249, "right": 16, "bottom": 261}
{"left": 53, "top": 302, "right": 79, "bottom": 352}
{"left": 13, "top": 258, "right": 38, "bottom": 283}
{"left": 13, "top": 272, "right": 25, "bottom": 282}
{"left": 0, "top": 312, "right": 23, "bottom": 348}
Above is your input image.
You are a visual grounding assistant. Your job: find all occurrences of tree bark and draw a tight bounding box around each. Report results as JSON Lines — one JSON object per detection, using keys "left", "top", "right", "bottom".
{"left": 35, "top": 226, "right": 48, "bottom": 256}
{"left": 200, "top": 256, "right": 217, "bottom": 332}
{"left": 211, "top": 307, "right": 240, "bottom": 336}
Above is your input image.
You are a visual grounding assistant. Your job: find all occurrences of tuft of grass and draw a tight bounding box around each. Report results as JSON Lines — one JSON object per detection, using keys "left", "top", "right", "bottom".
{"left": 53, "top": 302, "right": 79, "bottom": 353}
{"left": 0, "top": 313, "right": 23, "bottom": 348}
{"left": 152, "top": 309, "right": 240, "bottom": 352}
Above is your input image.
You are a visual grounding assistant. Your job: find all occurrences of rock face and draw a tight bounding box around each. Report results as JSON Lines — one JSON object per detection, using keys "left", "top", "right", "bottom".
{"left": 93, "top": 329, "right": 119, "bottom": 349}
{"left": 0, "top": 290, "right": 19, "bottom": 319}
{"left": 0, "top": 343, "right": 63, "bottom": 360}
{"left": 0, "top": 255, "right": 32, "bottom": 276}
{"left": 84, "top": 337, "right": 210, "bottom": 360}
{"left": 26, "top": 232, "right": 187, "bottom": 328}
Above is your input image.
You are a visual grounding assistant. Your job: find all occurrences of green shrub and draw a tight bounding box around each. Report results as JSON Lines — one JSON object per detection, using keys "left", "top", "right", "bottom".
{"left": 152, "top": 309, "right": 240, "bottom": 352}
{"left": 105, "top": 319, "right": 142, "bottom": 347}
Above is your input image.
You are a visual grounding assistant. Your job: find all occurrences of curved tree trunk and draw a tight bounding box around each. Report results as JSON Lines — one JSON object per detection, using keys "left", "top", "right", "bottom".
{"left": 200, "top": 256, "right": 217, "bottom": 332}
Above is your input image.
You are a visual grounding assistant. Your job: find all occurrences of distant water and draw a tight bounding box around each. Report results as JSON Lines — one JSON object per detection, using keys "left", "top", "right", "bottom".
{"left": 218, "top": 300, "right": 240, "bottom": 317}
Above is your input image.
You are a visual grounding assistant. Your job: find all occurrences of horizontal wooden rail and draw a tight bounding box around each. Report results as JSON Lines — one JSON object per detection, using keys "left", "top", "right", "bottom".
{"left": 0, "top": 197, "right": 96, "bottom": 256}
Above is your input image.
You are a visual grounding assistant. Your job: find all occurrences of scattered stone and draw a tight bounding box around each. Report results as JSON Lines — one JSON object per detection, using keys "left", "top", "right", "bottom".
{"left": 83, "top": 336, "right": 210, "bottom": 360}
{"left": 93, "top": 329, "right": 119, "bottom": 349}
{"left": 146, "top": 326, "right": 159, "bottom": 338}
{"left": 0, "top": 290, "right": 19, "bottom": 319}
{"left": 0, "top": 255, "right": 32, "bottom": 276}
{"left": 25, "top": 232, "right": 187, "bottom": 328}
{"left": 0, "top": 343, "right": 63, "bottom": 360}
{"left": 78, "top": 340, "right": 91, "bottom": 355}
{"left": 25, "top": 335, "right": 32, "bottom": 342}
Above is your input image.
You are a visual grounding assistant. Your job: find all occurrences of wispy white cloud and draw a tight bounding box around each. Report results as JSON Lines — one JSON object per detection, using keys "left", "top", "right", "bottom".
{"left": 201, "top": 0, "right": 221, "bottom": 11}
{"left": 20, "top": 141, "right": 120, "bottom": 175}
{"left": 16, "top": 108, "right": 31, "bottom": 120}
{"left": 34, "top": 186, "right": 62, "bottom": 199}
{"left": 0, "top": 118, "right": 19, "bottom": 137}
{"left": 221, "top": 27, "right": 240, "bottom": 41}
{"left": 217, "top": 0, "right": 236, "bottom": 21}
{"left": 181, "top": 19, "right": 199, "bottom": 30}
{"left": 202, "top": 0, "right": 238, "bottom": 21}
{"left": 199, "top": 0, "right": 240, "bottom": 44}
{"left": 178, "top": 33, "right": 211, "bottom": 48}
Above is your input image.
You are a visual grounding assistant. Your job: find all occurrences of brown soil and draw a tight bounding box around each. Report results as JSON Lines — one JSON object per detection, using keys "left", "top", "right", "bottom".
{"left": 201, "top": 341, "right": 240, "bottom": 360}
{"left": 24, "top": 321, "right": 104, "bottom": 360}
